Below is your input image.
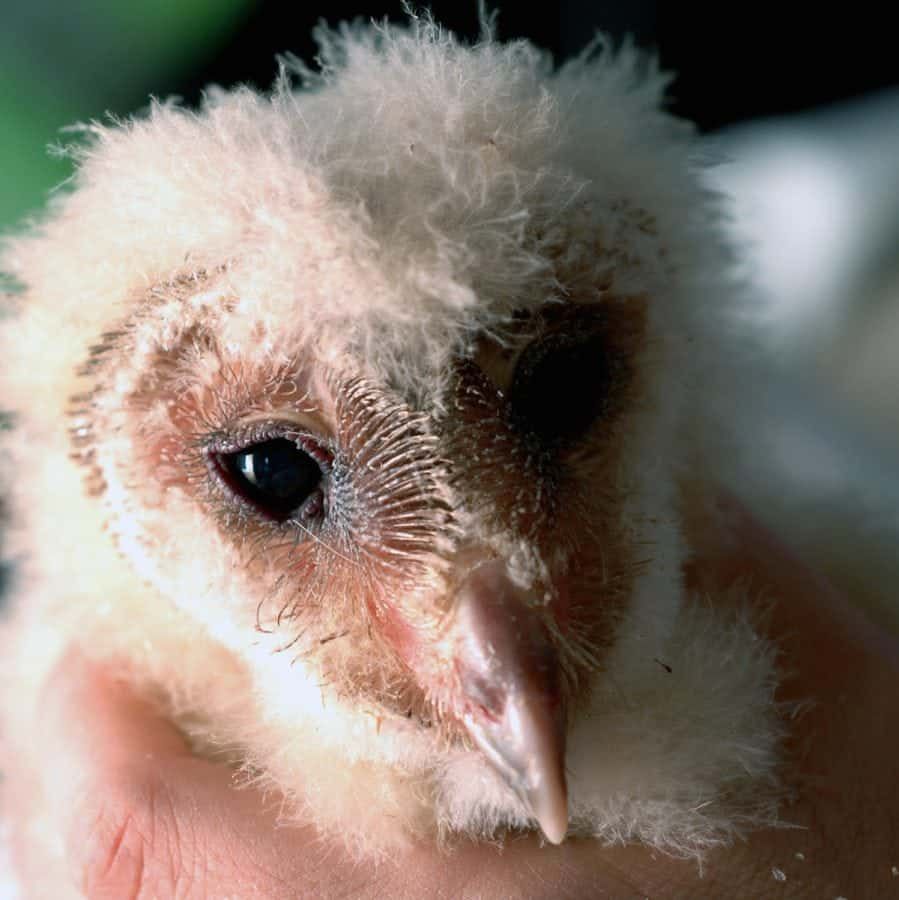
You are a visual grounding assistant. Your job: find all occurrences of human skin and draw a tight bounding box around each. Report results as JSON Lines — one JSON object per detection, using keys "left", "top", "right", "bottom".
{"left": 8, "top": 496, "right": 899, "bottom": 899}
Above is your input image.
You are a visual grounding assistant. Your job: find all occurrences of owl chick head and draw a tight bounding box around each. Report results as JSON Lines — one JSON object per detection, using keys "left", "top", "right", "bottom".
{"left": 1, "top": 14, "right": 779, "bottom": 857}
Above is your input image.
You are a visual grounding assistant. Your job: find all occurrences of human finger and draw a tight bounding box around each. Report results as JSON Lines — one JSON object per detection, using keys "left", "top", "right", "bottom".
{"left": 38, "top": 649, "right": 373, "bottom": 899}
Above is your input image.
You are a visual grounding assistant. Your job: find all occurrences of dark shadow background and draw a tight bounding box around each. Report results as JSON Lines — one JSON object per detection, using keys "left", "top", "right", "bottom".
{"left": 177, "top": 2, "right": 898, "bottom": 132}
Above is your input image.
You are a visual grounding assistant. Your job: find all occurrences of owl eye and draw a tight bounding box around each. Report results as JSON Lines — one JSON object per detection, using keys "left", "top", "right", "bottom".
{"left": 507, "top": 331, "right": 619, "bottom": 445}
{"left": 217, "top": 437, "right": 326, "bottom": 522}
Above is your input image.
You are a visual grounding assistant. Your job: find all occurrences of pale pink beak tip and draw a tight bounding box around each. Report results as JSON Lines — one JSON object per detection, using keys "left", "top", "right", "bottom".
{"left": 453, "top": 559, "right": 570, "bottom": 846}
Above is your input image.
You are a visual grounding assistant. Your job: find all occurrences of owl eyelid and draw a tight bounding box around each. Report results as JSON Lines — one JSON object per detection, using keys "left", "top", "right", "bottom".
{"left": 477, "top": 314, "right": 609, "bottom": 395}
{"left": 238, "top": 408, "right": 331, "bottom": 439}
{"left": 204, "top": 419, "right": 335, "bottom": 470}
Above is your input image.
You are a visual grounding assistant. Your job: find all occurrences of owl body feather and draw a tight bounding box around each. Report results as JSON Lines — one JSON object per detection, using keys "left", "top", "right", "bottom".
{"left": 1, "top": 14, "right": 783, "bottom": 873}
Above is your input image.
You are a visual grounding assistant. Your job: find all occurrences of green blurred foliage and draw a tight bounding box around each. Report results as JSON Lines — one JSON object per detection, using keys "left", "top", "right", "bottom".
{"left": 0, "top": 0, "right": 252, "bottom": 228}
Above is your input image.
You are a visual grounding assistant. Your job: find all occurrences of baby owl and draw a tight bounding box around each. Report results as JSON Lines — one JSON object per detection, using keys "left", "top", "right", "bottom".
{"left": 0, "top": 14, "right": 783, "bottom": 865}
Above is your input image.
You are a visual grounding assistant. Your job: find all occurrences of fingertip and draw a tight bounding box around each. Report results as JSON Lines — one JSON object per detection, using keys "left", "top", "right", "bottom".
{"left": 40, "top": 646, "right": 190, "bottom": 779}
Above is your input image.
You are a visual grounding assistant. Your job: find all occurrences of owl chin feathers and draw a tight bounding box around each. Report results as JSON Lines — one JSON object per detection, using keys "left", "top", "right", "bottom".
{"left": 1, "top": 12, "right": 785, "bottom": 864}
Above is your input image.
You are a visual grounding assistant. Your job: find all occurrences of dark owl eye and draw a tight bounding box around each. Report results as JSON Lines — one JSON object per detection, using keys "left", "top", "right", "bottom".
{"left": 217, "top": 437, "right": 325, "bottom": 522}
{"left": 507, "top": 331, "right": 620, "bottom": 445}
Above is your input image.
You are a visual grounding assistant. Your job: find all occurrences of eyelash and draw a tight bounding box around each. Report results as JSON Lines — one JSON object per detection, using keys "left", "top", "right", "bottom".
{"left": 205, "top": 421, "right": 333, "bottom": 466}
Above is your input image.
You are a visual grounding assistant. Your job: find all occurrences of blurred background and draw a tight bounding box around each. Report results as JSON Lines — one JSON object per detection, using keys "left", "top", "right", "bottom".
{"left": 1, "top": 2, "right": 898, "bottom": 612}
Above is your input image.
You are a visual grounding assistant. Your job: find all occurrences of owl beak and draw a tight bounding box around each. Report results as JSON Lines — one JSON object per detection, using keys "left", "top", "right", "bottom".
{"left": 452, "top": 560, "right": 569, "bottom": 844}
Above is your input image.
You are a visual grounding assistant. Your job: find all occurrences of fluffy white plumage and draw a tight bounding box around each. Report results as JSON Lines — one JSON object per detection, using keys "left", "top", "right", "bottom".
{"left": 0, "top": 12, "right": 784, "bottom": 876}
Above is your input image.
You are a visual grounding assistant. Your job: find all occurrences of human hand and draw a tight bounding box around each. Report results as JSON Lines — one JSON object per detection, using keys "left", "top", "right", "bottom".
{"left": 8, "top": 496, "right": 899, "bottom": 899}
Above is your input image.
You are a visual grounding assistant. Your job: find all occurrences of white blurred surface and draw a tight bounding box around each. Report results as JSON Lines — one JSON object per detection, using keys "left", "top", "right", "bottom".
{"left": 712, "top": 89, "right": 899, "bottom": 355}
{"left": 0, "top": 820, "right": 19, "bottom": 900}
{"left": 710, "top": 89, "right": 899, "bottom": 632}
